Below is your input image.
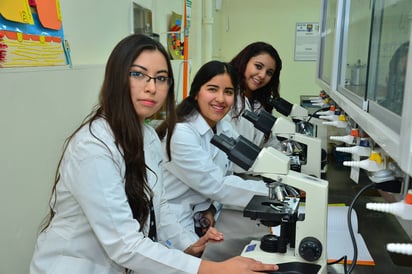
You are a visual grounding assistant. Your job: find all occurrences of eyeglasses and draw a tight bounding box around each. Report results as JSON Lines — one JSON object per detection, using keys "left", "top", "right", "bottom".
{"left": 129, "top": 71, "right": 172, "bottom": 89}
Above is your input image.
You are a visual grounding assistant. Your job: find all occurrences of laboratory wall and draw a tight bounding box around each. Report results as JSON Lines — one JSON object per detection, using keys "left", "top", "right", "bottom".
{"left": 0, "top": 0, "right": 322, "bottom": 273}
{"left": 211, "top": 0, "right": 322, "bottom": 105}
{"left": 0, "top": 1, "right": 130, "bottom": 273}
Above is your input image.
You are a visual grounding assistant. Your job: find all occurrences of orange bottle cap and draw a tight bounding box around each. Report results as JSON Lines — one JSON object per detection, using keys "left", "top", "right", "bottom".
{"left": 405, "top": 190, "right": 412, "bottom": 204}
{"left": 351, "top": 129, "right": 360, "bottom": 137}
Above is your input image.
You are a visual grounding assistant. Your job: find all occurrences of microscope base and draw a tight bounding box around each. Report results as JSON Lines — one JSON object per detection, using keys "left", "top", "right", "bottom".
{"left": 241, "top": 240, "right": 327, "bottom": 274}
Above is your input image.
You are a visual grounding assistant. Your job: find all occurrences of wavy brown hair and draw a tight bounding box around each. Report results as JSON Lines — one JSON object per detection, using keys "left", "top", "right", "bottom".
{"left": 230, "top": 41, "right": 282, "bottom": 114}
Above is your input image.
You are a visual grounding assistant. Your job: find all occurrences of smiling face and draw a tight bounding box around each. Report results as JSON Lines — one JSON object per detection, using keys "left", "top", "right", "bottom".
{"left": 195, "top": 72, "right": 235, "bottom": 128}
{"left": 244, "top": 52, "right": 276, "bottom": 96}
{"left": 129, "top": 49, "right": 170, "bottom": 123}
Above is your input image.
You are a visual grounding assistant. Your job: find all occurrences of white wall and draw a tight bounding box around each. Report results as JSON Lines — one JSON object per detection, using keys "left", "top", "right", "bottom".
{"left": 0, "top": 67, "right": 105, "bottom": 273}
{"left": 0, "top": 0, "right": 130, "bottom": 272}
{"left": 0, "top": 1, "right": 323, "bottom": 273}
{"left": 0, "top": 65, "right": 105, "bottom": 272}
{"left": 60, "top": 0, "right": 131, "bottom": 65}
{"left": 211, "top": 0, "right": 322, "bottom": 105}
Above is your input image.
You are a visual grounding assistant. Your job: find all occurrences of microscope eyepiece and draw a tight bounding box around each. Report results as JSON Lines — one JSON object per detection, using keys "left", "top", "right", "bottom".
{"left": 242, "top": 109, "right": 276, "bottom": 135}
{"left": 269, "top": 97, "right": 293, "bottom": 117}
{"left": 211, "top": 133, "right": 261, "bottom": 171}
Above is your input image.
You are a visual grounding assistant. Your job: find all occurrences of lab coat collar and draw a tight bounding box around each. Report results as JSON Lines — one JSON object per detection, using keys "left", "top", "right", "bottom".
{"left": 188, "top": 112, "right": 232, "bottom": 136}
{"left": 188, "top": 112, "right": 213, "bottom": 136}
{"left": 143, "top": 123, "right": 158, "bottom": 146}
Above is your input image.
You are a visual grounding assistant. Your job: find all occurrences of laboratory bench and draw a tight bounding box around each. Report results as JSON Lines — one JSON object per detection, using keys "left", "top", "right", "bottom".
{"left": 202, "top": 154, "right": 412, "bottom": 274}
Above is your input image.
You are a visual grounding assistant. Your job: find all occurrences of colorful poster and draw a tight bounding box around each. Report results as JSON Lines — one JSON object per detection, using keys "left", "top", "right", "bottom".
{"left": 167, "top": 11, "right": 184, "bottom": 60}
{"left": 0, "top": 0, "right": 70, "bottom": 68}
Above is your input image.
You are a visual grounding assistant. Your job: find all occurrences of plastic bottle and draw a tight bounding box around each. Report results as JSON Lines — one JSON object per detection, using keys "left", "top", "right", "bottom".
{"left": 310, "top": 97, "right": 323, "bottom": 103}
{"left": 319, "top": 114, "right": 339, "bottom": 121}
{"left": 366, "top": 189, "right": 412, "bottom": 220}
{"left": 322, "top": 114, "right": 348, "bottom": 128}
{"left": 312, "top": 97, "right": 330, "bottom": 107}
{"left": 319, "top": 109, "right": 342, "bottom": 121}
{"left": 317, "top": 105, "right": 336, "bottom": 116}
{"left": 330, "top": 128, "right": 360, "bottom": 145}
{"left": 336, "top": 146, "right": 371, "bottom": 157}
{"left": 343, "top": 151, "right": 384, "bottom": 172}
{"left": 330, "top": 134, "right": 355, "bottom": 144}
{"left": 309, "top": 93, "right": 327, "bottom": 102}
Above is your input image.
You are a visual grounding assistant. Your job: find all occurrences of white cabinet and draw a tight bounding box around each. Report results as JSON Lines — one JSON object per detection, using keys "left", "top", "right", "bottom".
{"left": 317, "top": 0, "right": 412, "bottom": 177}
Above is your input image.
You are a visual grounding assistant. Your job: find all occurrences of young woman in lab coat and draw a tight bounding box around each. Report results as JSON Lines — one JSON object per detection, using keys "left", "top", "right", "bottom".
{"left": 157, "top": 60, "right": 269, "bottom": 241}
{"left": 30, "top": 34, "right": 278, "bottom": 274}
{"left": 225, "top": 41, "right": 283, "bottom": 148}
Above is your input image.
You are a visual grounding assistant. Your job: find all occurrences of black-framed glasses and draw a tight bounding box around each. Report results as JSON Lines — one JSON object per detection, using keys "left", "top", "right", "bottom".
{"left": 129, "top": 71, "right": 172, "bottom": 88}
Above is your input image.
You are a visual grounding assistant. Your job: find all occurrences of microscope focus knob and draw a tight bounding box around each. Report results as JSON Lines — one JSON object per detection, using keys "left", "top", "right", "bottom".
{"left": 298, "top": 236, "right": 322, "bottom": 261}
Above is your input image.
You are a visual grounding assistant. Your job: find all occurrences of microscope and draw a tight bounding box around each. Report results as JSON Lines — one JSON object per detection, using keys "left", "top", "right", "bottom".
{"left": 270, "top": 97, "right": 309, "bottom": 120}
{"left": 211, "top": 134, "right": 328, "bottom": 274}
{"left": 269, "top": 96, "right": 316, "bottom": 137}
{"left": 243, "top": 109, "right": 323, "bottom": 178}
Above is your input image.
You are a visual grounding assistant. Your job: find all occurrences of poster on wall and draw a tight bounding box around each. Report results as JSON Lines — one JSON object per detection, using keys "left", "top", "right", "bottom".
{"left": 294, "top": 22, "right": 319, "bottom": 61}
{"left": 167, "top": 11, "right": 183, "bottom": 60}
{"left": 0, "top": 0, "right": 71, "bottom": 68}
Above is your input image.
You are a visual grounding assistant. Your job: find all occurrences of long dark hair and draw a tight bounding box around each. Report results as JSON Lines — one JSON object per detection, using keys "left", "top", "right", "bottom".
{"left": 157, "top": 60, "right": 238, "bottom": 160}
{"left": 42, "top": 34, "right": 176, "bottom": 231}
{"left": 230, "top": 41, "right": 282, "bottom": 113}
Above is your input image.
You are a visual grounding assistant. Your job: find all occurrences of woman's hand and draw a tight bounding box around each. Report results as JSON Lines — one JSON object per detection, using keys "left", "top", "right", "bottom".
{"left": 199, "top": 209, "right": 216, "bottom": 235}
{"left": 184, "top": 227, "right": 224, "bottom": 257}
{"left": 199, "top": 256, "right": 279, "bottom": 274}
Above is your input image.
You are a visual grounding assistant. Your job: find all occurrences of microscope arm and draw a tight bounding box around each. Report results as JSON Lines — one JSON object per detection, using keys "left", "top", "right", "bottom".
{"left": 242, "top": 109, "right": 296, "bottom": 136}
{"left": 290, "top": 104, "right": 309, "bottom": 118}
{"left": 269, "top": 97, "right": 309, "bottom": 119}
{"left": 249, "top": 147, "right": 329, "bottom": 267}
{"left": 243, "top": 109, "right": 323, "bottom": 177}
{"left": 210, "top": 134, "right": 329, "bottom": 273}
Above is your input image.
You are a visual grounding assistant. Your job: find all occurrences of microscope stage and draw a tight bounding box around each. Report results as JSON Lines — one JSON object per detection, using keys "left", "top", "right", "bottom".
{"left": 243, "top": 195, "right": 300, "bottom": 223}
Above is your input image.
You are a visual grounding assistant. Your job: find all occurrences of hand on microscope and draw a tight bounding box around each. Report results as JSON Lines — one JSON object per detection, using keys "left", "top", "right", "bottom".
{"left": 185, "top": 225, "right": 224, "bottom": 257}
{"left": 199, "top": 256, "right": 279, "bottom": 274}
{"left": 194, "top": 209, "right": 216, "bottom": 237}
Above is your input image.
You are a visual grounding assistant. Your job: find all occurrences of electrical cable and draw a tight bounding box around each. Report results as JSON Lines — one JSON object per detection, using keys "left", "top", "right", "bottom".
{"left": 327, "top": 255, "right": 348, "bottom": 274}
{"left": 327, "top": 255, "right": 347, "bottom": 265}
{"left": 345, "top": 182, "right": 376, "bottom": 274}
{"left": 306, "top": 106, "right": 330, "bottom": 123}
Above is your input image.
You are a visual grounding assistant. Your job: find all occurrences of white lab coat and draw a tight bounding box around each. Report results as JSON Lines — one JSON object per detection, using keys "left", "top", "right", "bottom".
{"left": 224, "top": 95, "right": 281, "bottom": 173}
{"left": 162, "top": 113, "right": 268, "bottom": 241}
{"left": 224, "top": 95, "right": 265, "bottom": 147}
{"left": 30, "top": 118, "right": 200, "bottom": 274}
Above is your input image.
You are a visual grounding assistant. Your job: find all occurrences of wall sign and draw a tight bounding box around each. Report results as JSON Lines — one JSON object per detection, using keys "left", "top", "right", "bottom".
{"left": 294, "top": 22, "right": 319, "bottom": 61}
